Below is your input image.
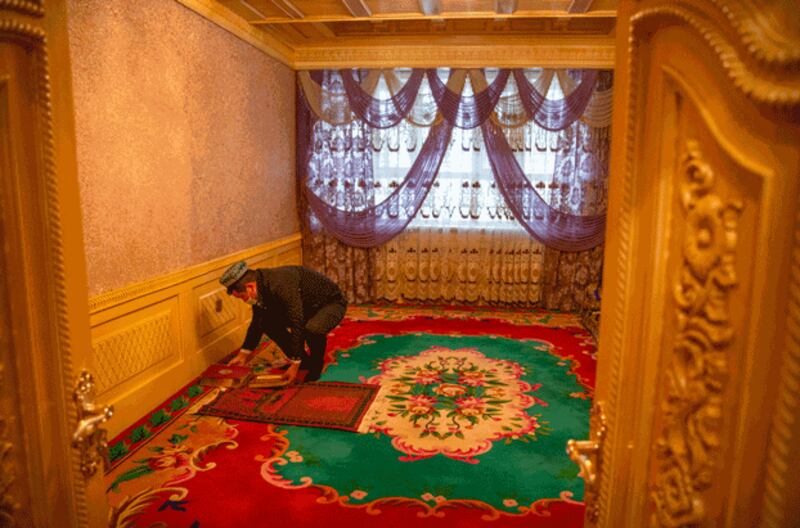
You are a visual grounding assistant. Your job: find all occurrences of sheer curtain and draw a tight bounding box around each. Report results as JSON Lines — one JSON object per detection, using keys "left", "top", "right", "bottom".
{"left": 299, "top": 71, "right": 376, "bottom": 303}
{"left": 297, "top": 68, "right": 612, "bottom": 308}
{"left": 373, "top": 71, "right": 604, "bottom": 306}
{"left": 540, "top": 71, "right": 613, "bottom": 312}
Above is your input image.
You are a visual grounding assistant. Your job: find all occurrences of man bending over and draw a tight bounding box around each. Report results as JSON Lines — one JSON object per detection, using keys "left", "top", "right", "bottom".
{"left": 220, "top": 262, "right": 347, "bottom": 382}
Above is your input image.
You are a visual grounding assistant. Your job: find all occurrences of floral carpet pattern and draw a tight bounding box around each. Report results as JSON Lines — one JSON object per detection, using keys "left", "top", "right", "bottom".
{"left": 361, "top": 345, "right": 545, "bottom": 463}
{"left": 106, "top": 305, "right": 595, "bottom": 527}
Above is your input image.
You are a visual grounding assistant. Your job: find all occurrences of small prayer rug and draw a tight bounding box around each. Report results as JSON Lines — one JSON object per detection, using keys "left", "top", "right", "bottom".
{"left": 197, "top": 381, "right": 379, "bottom": 432}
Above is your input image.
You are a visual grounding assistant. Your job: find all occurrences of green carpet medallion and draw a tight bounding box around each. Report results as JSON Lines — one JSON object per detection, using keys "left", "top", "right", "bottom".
{"left": 267, "top": 333, "right": 590, "bottom": 511}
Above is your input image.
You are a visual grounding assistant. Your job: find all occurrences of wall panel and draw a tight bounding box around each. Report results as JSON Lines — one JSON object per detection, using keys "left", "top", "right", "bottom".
{"left": 89, "top": 234, "right": 301, "bottom": 437}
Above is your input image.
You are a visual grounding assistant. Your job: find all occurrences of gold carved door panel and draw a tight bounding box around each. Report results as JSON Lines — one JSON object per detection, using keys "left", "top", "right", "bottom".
{"left": 586, "top": 1, "right": 800, "bottom": 527}
{"left": 1, "top": 2, "right": 111, "bottom": 526}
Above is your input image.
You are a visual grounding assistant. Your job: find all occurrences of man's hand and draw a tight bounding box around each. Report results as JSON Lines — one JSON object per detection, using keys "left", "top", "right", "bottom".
{"left": 228, "top": 349, "right": 254, "bottom": 366}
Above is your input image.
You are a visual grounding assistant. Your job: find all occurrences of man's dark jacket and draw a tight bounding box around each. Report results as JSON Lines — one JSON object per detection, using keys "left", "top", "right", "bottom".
{"left": 241, "top": 266, "right": 346, "bottom": 357}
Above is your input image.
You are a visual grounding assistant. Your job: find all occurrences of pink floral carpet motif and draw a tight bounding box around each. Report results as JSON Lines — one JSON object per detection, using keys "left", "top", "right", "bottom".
{"left": 361, "top": 346, "right": 546, "bottom": 463}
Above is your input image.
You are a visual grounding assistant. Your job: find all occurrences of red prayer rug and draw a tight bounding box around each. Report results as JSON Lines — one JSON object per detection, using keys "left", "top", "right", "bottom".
{"left": 197, "top": 382, "right": 379, "bottom": 432}
{"left": 106, "top": 305, "right": 596, "bottom": 527}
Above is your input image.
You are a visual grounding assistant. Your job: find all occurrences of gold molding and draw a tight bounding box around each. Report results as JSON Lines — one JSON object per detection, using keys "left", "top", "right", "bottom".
{"left": 650, "top": 139, "right": 742, "bottom": 525}
{"left": 250, "top": 9, "right": 617, "bottom": 25}
{"left": 174, "top": 0, "right": 294, "bottom": 67}
{"left": 762, "top": 205, "right": 800, "bottom": 527}
{"left": 0, "top": 0, "right": 43, "bottom": 17}
{"left": 88, "top": 232, "right": 301, "bottom": 313}
{"left": 631, "top": 5, "right": 800, "bottom": 107}
{"left": 706, "top": 0, "right": 800, "bottom": 67}
{"left": 0, "top": 60, "right": 19, "bottom": 528}
{"left": 596, "top": 5, "right": 642, "bottom": 520}
{"left": 293, "top": 37, "right": 616, "bottom": 69}
{"left": 0, "top": 17, "right": 43, "bottom": 39}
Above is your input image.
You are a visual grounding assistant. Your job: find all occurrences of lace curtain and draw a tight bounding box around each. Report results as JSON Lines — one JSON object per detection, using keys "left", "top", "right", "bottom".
{"left": 374, "top": 227, "right": 544, "bottom": 305}
{"left": 540, "top": 73, "right": 613, "bottom": 312}
{"left": 372, "top": 118, "right": 546, "bottom": 305}
{"left": 297, "top": 68, "right": 612, "bottom": 308}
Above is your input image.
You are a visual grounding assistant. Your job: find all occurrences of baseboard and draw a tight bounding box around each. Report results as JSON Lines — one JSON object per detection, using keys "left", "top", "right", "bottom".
{"left": 88, "top": 233, "right": 302, "bottom": 437}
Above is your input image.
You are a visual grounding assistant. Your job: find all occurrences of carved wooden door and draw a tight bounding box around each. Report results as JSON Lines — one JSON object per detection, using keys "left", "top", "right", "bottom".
{"left": 569, "top": 1, "right": 800, "bottom": 526}
{"left": 1, "top": 1, "right": 111, "bottom": 526}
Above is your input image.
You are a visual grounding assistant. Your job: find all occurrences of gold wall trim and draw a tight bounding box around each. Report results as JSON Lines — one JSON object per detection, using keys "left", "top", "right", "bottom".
{"left": 631, "top": 5, "right": 800, "bottom": 107}
{"left": 89, "top": 235, "right": 302, "bottom": 436}
{"left": 293, "top": 38, "right": 616, "bottom": 69}
{"left": 173, "top": 0, "right": 293, "bottom": 67}
{"left": 88, "top": 233, "right": 301, "bottom": 313}
{"left": 762, "top": 205, "right": 800, "bottom": 527}
{"left": 0, "top": 0, "right": 43, "bottom": 17}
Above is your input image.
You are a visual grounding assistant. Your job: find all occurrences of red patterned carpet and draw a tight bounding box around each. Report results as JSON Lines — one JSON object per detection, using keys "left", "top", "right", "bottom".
{"left": 106, "top": 305, "right": 596, "bottom": 527}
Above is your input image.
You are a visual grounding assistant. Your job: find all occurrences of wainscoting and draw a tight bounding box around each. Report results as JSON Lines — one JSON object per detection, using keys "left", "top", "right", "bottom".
{"left": 88, "top": 233, "right": 301, "bottom": 437}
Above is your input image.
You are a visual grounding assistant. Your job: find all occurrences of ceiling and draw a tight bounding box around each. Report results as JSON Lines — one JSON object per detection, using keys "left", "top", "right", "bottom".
{"left": 189, "top": 0, "right": 618, "bottom": 68}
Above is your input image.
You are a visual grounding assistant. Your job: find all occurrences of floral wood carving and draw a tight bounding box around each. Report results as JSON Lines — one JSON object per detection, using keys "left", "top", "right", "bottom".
{"left": 650, "top": 140, "right": 742, "bottom": 526}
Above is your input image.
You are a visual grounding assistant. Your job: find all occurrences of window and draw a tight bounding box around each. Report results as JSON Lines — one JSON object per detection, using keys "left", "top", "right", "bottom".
{"left": 370, "top": 69, "right": 566, "bottom": 230}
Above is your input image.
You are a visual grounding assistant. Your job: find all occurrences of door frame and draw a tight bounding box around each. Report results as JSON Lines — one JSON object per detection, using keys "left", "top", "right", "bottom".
{"left": 594, "top": 1, "right": 800, "bottom": 526}
{"left": 1, "top": 2, "right": 110, "bottom": 526}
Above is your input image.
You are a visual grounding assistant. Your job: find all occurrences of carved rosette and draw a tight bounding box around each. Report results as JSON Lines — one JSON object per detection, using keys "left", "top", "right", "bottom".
{"left": 650, "top": 140, "right": 742, "bottom": 526}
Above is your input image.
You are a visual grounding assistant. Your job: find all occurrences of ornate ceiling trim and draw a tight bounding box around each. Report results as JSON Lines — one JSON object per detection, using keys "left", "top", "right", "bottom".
{"left": 293, "top": 38, "right": 615, "bottom": 69}
{"left": 173, "top": 1, "right": 616, "bottom": 70}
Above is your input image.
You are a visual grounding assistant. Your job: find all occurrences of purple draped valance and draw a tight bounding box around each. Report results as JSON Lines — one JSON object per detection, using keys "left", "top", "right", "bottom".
{"left": 425, "top": 69, "right": 510, "bottom": 129}
{"left": 339, "top": 69, "right": 425, "bottom": 129}
{"left": 513, "top": 69, "right": 599, "bottom": 131}
{"left": 298, "top": 68, "right": 611, "bottom": 251}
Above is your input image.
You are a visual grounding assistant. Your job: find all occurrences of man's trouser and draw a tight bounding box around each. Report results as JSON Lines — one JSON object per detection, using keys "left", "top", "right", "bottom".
{"left": 262, "top": 301, "right": 347, "bottom": 381}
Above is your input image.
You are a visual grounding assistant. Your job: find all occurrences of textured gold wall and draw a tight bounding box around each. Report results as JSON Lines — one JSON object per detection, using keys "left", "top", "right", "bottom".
{"left": 67, "top": 0, "right": 297, "bottom": 295}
